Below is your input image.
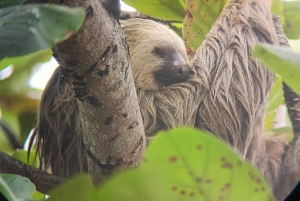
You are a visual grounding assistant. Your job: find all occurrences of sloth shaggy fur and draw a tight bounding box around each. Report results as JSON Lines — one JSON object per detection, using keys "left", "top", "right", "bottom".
{"left": 33, "top": 0, "right": 289, "bottom": 193}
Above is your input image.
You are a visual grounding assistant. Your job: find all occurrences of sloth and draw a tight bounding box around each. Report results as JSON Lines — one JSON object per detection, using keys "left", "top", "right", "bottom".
{"left": 34, "top": 18, "right": 205, "bottom": 178}
{"left": 33, "top": 0, "right": 289, "bottom": 195}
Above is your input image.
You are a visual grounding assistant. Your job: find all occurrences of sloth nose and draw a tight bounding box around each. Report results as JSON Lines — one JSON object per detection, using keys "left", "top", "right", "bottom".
{"left": 155, "top": 64, "right": 192, "bottom": 85}
{"left": 171, "top": 64, "right": 191, "bottom": 81}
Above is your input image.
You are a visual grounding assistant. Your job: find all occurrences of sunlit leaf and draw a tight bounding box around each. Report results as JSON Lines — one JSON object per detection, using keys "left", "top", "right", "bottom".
{"left": 48, "top": 174, "right": 94, "bottom": 201}
{"left": 0, "top": 174, "right": 37, "bottom": 201}
{"left": 183, "top": 0, "right": 228, "bottom": 55}
{"left": 139, "top": 127, "right": 275, "bottom": 201}
{"left": 282, "top": 1, "right": 300, "bottom": 39}
{"left": 10, "top": 149, "right": 38, "bottom": 167}
{"left": 122, "top": 0, "right": 185, "bottom": 21}
{"left": 253, "top": 43, "right": 300, "bottom": 95}
{"left": 0, "top": 4, "right": 85, "bottom": 59}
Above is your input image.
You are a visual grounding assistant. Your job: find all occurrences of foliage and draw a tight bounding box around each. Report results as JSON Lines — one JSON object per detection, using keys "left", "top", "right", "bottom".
{"left": 253, "top": 43, "right": 300, "bottom": 95}
{"left": 183, "top": 0, "right": 228, "bottom": 54}
{"left": 0, "top": 0, "right": 300, "bottom": 200}
{"left": 7, "top": 128, "right": 273, "bottom": 201}
{"left": 0, "top": 174, "right": 38, "bottom": 201}
{"left": 0, "top": 1, "right": 84, "bottom": 151}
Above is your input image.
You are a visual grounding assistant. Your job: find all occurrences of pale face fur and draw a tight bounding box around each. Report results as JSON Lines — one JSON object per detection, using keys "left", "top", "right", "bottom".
{"left": 121, "top": 19, "right": 191, "bottom": 91}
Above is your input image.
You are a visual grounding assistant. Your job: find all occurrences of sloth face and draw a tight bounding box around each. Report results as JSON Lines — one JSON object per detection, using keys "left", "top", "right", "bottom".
{"left": 121, "top": 19, "right": 195, "bottom": 91}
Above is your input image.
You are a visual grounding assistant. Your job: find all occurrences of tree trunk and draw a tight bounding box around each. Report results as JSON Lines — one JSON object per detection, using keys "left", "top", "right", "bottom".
{"left": 27, "top": 0, "right": 146, "bottom": 184}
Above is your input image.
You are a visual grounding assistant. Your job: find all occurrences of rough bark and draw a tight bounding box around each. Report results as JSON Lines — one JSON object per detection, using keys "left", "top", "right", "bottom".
{"left": 27, "top": 0, "right": 145, "bottom": 184}
{"left": 0, "top": 151, "right": 66, "bottom": 194}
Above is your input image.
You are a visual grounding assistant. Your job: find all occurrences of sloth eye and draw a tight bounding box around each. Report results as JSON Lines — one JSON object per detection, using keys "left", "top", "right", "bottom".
{"left": 153, "top": 47, "right": 165, "bottom": 58}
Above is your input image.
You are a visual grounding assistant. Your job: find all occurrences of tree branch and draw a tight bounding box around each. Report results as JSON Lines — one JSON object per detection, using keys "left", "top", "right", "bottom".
{"left": 0, "top": 151, "right": 66, "bottom": 194}
{"left": 27, "top": 0, "right": 146, "bottom": 184}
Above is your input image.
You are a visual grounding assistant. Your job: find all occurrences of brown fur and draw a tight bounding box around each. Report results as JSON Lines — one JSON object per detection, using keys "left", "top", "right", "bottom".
{"left": 32, "top": 0, "right": 288, "bottom": 191}
{"left": 192, "top": 0, "right": 287, "bottom": 186}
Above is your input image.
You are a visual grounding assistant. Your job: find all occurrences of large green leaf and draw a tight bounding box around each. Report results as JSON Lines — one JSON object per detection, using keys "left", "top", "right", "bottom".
{"left": 0, "top": 174, "right": 37, "bottom": 201}
{"left": 0, "top": 0, "right": 24, "bottom": 9}
{"left": 0, "top": 4, "right": 85, "bottom": 60}
{"left": 282, "top": 1, "right": 300, "bottom": 39}
{"left": 253, "top": 43, "right": 300, "bottom": 95}
{"left": 183, "top": 0, "right": 228, "bottom": 55}
{"left": 122, "top": 0, "right": 185, "bottom": 21}
{"left": 138, "top": 128, "right": 274, "bottom": 201}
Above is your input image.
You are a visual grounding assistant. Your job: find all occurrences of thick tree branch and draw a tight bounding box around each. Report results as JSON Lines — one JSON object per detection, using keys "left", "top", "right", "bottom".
{"left": 27, "top": 0, "right": 146, "bottom": 184}
{"left": 0, "top": 151, "right": 66, "bottom": 194}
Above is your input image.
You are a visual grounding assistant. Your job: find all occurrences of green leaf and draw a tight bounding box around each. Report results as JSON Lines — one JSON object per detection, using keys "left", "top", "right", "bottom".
{"left": 0, "top": 4, "right": 85, "bottom": 60}
{"left": 253, "top": 43, "right": 300, "bottom": 95}
{"left": 264, "top": 75, "right": 284, "bottom": 131}
{"left": 282, "top": 1, "right": 300, "bottom": 39}
{"left": 139, "top": 127, "right": 275, "bottom": 201}
{"left": 0, "top": 0, "right": 24, "bottom": 8}
{"left": 0, "top": 49, "right": 51, "bottom": 94}
{"left": 183, "top": 0, "right": 228, "bottom": 54}
{"left": 0, "top": 174, "right": 37, "bottom": 201}
{"left": 122, "top": 0, "right": 185, "bottom": 21}
{"left": 48, "top": 174, "right": 94, "bottom": 201}
{"left": 10, "top": 149, "right": 38, "bottom": 168}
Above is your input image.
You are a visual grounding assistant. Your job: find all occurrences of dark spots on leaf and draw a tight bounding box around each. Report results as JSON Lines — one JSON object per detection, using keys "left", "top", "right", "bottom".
{"left": 219, "top": 196, "right": 224, "bottom": 200}
{"left": 172, "top": 186, "right": 178, "bottom": 191}
{"left": 86, "top": 96, "right": 102, "bottom": 107}
{"left": 189, "top": 192, "right": 195, "bottom": 197}
{"left": 256, "top": 178, "right": 262, "bottom": 184}
{"left": 205, "top": 179, "right": 212, "bottom": 184}
{"left": 204, "top": 14, "right": 207, "bottom": 18}
{"left": 220, "top": 156, "right": 226, "bottom": 162}
{"left": 87, "top": 61, "right": 98, "bottom": 74}
{"left": 180, "top": 190, "right": 186, "bottom": 195}
{"left": 196, "top": 177, "right": 202, "bottom": 183}
{"left": 196, "top": 145, "right": 202, "bottom": 150}
{"left": 104, "top": 116, "right": 113, "bottom": 125}
{"left": 198, "top": 190, "right": 204, "bottom": 194}
{"left": 186, "top": 10, "right": 193, "bottom": 19}
{"left": 142, "top": 157, "right": 147, "bottom": 163}
{"left": 254, "top": 188, "right": 259, "bottom": 192}
{"left": 237, "top": 160, "right": 242, "bottom": 167}
{"left": 260, "top": 49, "right": 266, "bottom": 54}
{"left": 85, "top": 5, "right": 94, "bottom": 17}
{"left": 286, "top": 20, "right": 291, "bottom": 28}
{"left": 97, "top": 65, "right": 110, "bottom": 77}
{"left": 224, "top": 183, "right": 231, "bottom": 188}
{"left": 113, "top": 44, "right": 118, "bottom": 53}
{"left": 221, "top": 162, "right": 233, "bottom": 169}
{"left": 190, "top": 4, "right": 194, "bottom": 8}
{"left": 101, "top": 46, "right": 111, "bottom": 62}
{"left": 168, "top": 155, "right": 178, "bottom": 163}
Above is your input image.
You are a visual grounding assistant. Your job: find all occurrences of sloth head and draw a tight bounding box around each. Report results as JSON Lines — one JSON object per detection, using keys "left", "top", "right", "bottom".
{"left": 121, "top": 19, "right": 194, "bottom": 91}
